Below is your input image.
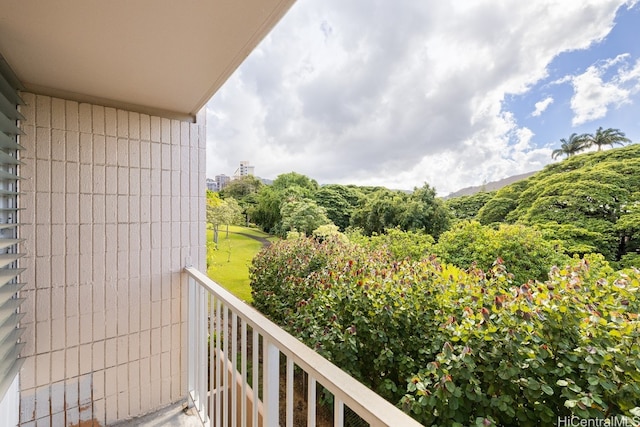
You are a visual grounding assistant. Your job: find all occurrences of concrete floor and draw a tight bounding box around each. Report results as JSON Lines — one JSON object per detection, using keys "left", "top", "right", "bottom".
{"left": 110, "top": 402, "right": 203, "bottom": 427}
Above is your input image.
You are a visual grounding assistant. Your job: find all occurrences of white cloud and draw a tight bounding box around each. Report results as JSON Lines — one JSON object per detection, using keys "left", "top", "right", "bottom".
{"left": 207, "top": 0, "right": 631, "bottom": 195}
{"left": 619, "top": 58, "right": 640, "bottom": 88}
{"left": 532, "top": 97, "right": 554, "bottom": 117}
{"left": 568, "top": 54, "right": 640, "bottom": 125}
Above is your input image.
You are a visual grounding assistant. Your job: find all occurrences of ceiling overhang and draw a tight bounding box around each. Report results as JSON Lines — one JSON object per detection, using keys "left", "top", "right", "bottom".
{"left": 0, "top": 0, "right": 296, "bottom": 121}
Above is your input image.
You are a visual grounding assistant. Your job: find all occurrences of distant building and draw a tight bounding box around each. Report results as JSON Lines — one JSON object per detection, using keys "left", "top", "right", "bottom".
{"left": 215, "top": 174, "right": 231, "bottom": 190}
{"left": 209, "top": 162, "right": 256, "bottom": 192}
{"left": 206, "top": 178, "right": 217, "bottom": 191}
{"left": 233, "top": 160, "right": 255, "bottom": 179}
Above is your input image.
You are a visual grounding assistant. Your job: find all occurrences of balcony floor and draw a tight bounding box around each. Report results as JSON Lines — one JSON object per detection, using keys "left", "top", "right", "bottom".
{"left": 110, "top": 402, "right": 202, "bottom": 427}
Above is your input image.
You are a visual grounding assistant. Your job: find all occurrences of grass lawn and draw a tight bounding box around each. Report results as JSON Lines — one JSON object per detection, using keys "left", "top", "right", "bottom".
{"left": 206, "top": 225, "right": 273, "bottom": 303}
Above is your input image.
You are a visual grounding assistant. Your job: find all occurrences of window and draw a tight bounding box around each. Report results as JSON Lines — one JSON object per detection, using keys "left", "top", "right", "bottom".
{"left": 0, "top": 54, "right": 25, "bottom": 402}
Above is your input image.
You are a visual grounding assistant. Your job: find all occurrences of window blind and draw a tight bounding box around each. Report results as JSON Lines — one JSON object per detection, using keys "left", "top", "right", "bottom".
{"left": 0, "top": 54, "right": 25, "bottom": 402}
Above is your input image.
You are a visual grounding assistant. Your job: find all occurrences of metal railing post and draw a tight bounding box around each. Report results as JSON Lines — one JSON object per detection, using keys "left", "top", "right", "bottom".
{"left": 263, "top": 339, "right": 280, "bottom": 426}
{"left": 184, "top": 266, "right": 424, "bottom": 427}
{"left": 187, "top": 276, "right": 196, "bottom": 406}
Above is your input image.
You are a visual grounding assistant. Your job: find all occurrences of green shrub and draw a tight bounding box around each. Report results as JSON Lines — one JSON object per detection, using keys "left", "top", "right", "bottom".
{"left": 433, "top": 220, "right": 569, "bottom": 284}
{"left": 290, "top": 251, "right": 447, "bottom": 402}
{"left": 250, "top": 237, "right": 640, "bottom": 426}
{"left": 249, "top": 236, "right": 357, "bottom": 324}
{"left": 617, "top": 252, "right": 640, "bottom": 269}
{"left": 347, "top": 227, "right": 434, "bottom": 261}
{"left": 401, "top": 255, "right": 640, "bottom": 425}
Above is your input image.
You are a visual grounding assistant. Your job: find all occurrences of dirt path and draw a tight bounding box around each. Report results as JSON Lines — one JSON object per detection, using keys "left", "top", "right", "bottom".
{"left": 231, "top": 231, "right": 272, "bottom": 248}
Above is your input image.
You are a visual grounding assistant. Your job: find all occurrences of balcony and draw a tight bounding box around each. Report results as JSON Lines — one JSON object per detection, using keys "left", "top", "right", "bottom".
{"left": 0, "top": 3, "right": 426, "bottom": 425}
{"left": 183, "top": 266, "right": 423, "bottom": 427}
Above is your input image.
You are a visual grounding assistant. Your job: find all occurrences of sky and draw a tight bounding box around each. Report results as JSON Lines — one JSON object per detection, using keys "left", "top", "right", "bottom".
{"left": 206, "top": 0, "right": 640, "bottom": 196}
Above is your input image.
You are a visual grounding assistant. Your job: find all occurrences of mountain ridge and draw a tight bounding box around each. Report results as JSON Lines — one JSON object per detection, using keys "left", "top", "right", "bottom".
{"left": 445, "top": 171, "right": 538, "bottom": 199}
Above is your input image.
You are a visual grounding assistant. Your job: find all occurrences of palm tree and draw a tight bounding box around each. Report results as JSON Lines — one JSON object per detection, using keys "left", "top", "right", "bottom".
{"left": 584, "top": 127, "right": 631, "bottom": 151}
{"left": 551, "top": 133, "right": 588, "bottom": 159}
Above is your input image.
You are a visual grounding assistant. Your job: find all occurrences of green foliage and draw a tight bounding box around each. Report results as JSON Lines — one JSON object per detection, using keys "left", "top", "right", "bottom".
{"left": 272, "top": 171, "right": 319, "bottom": 193}
{"left": 445, "top": 192, "right": 496, "bottom": 222}
{"left": 312, "top": 223, "right": 348, "bottom": 243}
{"left": 206, "top": 191, "right": 243, "bottom": 244}
{"left": 280, "top": 198, "right": 333, "bottom": 236}
{"left": 350, "top": 188, "right": 406, "bottom": 235}
{"left": 537, "top": 222, "right": 617, "bottom": 259}
{"left": 401, "top": 254, "right": 640, "bottom": 426}
{"left": 550, "top": 128, "right": 631, "bottom": 159}
{"left": 347, "top": 227, "right": 434, "bottom": 261}
{"left": 476, "top": 180, "right": 530, "bottom": 225}
{"left": 220, "top": 175, "right": 263, "bottom": 200}
{"left": 403, "top": 184, "right": 451, "bottom": 238}
{"left": 477, "top": 144, "right": 640, "bottom": 263}
{"left": 618, "top": 253, "right": 640, "bottom": 269}
{"left": 250, "top": 238, "right": 640, "bottom": 425}
{"left": 249, "top": 237, "right": 352, "bottom": 324}
{"left": 248, "top": 185, "right": 284, "bottom": 233}
{"left": 434, "top": 220, "right": 568, "bottom": 284}
{"left": 314, "top": 185, "right": 362, "bottom": 231}
{"left": 350, "top": 184, "right": 450, "bottom": 238}
{"left": 249, "top": 172, "right": 326, "bottom": 234}
{"left": 476, "top": 196, "right": 517, "bottom": 224}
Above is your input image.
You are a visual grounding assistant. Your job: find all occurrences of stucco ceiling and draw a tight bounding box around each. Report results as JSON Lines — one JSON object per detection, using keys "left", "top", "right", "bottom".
{"left": 0, "top": 0, "right": 295, "bottom": 120}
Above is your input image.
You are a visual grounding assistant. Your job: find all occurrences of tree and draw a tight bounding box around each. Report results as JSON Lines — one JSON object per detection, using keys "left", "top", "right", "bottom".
{"left": 314, "top": 185, "right": 362, "bottom": 231}
{"left": 584, "top": 126, "right": 631, "bottom": 152}
{"left": 206, "top": 193, "right": 243, "bottom": 245}
{"left": 350, "top": 188, "right": 407, "bottom": 235}
{"left": 271, "top": 172, "right": 319, "bottom": 194}
{"left": 220, "top": 175, "right": 263, "bottom": 225}
{"left": 221, "top": 175, "right": 263, "bottom": 199}
{"left": 477, "top": 144, "right": 640, "bottom": 263}
{"left": 551, "top": 133, "right": 588, "bottom": 159}
{"left": 476, "top": 180, "right": 530, "bottom": 225}
{"left": 249, "top": 186, "right": 283, "bottom": 233}
{"left": 402, "top": 183, "right": 451, "bottom": 238}
{"left": 250, "top": 172, "right": 323, "bottom": 234}
{"left": 347, "top": 227, "right": 435, "bottom": 261}
{"left": 445, "top": 191, "right": 496, "bottom": 222}
{"left": 350, "top": 184, "right": 450, "bottom": 238}
{"left": 280, "top": 198, "right": 332, "bottom": 236}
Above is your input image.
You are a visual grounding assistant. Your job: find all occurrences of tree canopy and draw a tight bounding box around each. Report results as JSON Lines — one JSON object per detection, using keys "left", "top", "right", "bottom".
{"left": 476, "top": 144, "right": 640, "bottom": 267}
{"left": 444, "top": 191, "right": 495, "bottom": 222}
{"left": 239, "top": 172, "right": 450, "bottom": 240}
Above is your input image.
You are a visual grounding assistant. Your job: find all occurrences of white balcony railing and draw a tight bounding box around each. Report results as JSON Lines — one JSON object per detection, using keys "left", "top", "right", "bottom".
{"left": 185, "top": 266, "right": 424, "bottom": 427}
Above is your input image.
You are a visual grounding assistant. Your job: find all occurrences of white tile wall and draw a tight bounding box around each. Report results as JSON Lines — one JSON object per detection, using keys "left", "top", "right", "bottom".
{"left": 19, "top": 94, "right": 206, "bottom": 426}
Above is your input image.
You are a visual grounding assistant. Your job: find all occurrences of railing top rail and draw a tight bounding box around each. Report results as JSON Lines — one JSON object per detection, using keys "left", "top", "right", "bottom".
{"left": 184, "top": 266, "right": 424, "bottom": 427}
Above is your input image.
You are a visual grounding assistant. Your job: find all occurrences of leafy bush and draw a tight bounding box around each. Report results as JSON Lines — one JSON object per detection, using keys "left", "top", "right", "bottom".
{"left": 249, "top": 236, "right": 356, "bottom": 324}
{"left": 292, "top": 252, "right": 443, "bottom": 402}
{"left": 347, "top": 227, "right": 434, "bottom": 261}
{"left": 433, "top": 220, "right": 569, "bottom": 284}
{"left": 250, "top": 237, "right": 640, "bottom": 426}
{"left": 618, "top": 252, "right": 640, "bottom": 269}
{"left": 401, "top": 255, "right": 640, "bottom": 425}
{"left": 312, "top": 223, "right": 349, "bottom": 243}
